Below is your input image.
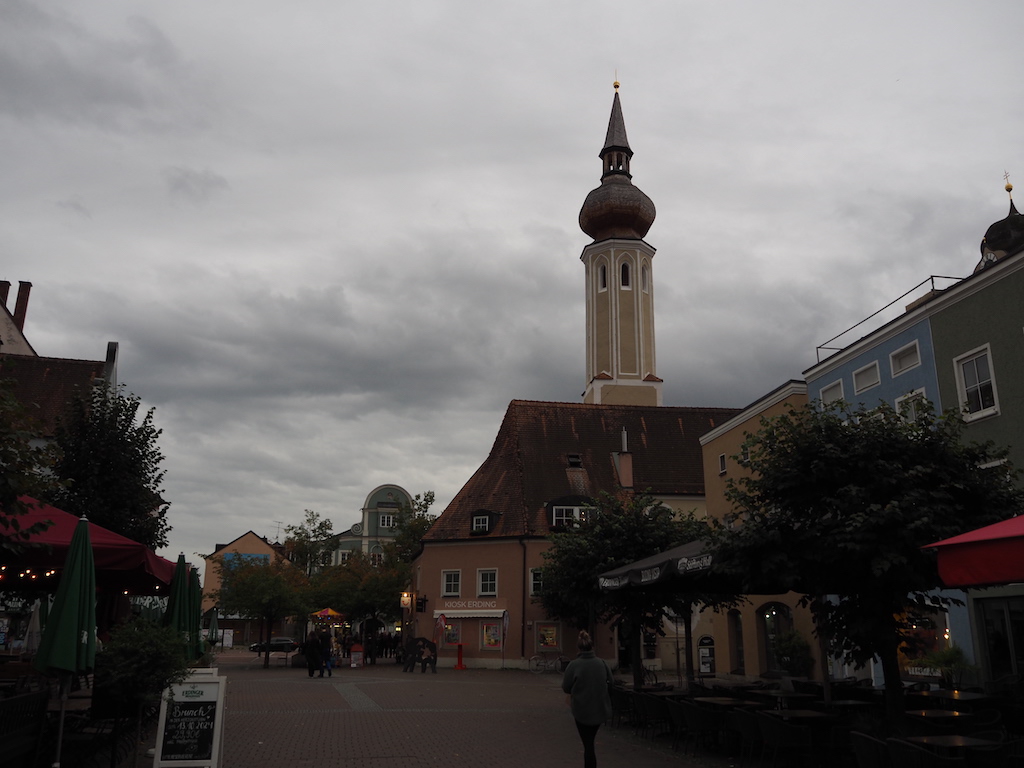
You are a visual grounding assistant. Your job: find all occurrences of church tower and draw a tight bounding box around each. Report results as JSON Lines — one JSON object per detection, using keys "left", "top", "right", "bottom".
{"left": 578, "top": 83, "right": 662, "bottom": 406}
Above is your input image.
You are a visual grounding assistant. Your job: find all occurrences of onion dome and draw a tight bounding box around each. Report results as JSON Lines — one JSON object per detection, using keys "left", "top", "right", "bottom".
{"left": 976, "top": 180, "right": 1024, "bottom": 273}
{"left": 579, "top": 84, "right": 656, "bottom": 241}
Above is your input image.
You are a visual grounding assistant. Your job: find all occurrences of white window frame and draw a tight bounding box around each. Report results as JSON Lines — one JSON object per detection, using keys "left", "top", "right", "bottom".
{"left": 369, "top": 551, "right": 383, "bottom": 567}
{"left": 853, "top": 361, "right": 881, "bottom": 395}
{"left": 890, "top": 341, "right": 921, "bottom": 378}
{"left": 442, "top": 570, "right": 461, "bottom": 597}
{"left": 338, "top": 551, "right": 351, "bottom": 565}
{"left": 895, "top": 388, "right": 927, "bottom": 422}
{"left": 820, "top": 380, "right": 844, "bottom": 404}
{"left": 718, "top": 454, "right": 727, "bottom": 475}
{"left": 530, "top": 568, "right": 543, "bottom": 596}
{"left": 472, "top": 515, "right": 489, "bottom": 533}
{"left": 477, "top": 568, "right": 497, "bottom": 597}
{"left": 379, "top": 513, "right": 395, "bottom": 528}
{"left": 620, "top": 262, "right": 632, "bottom": 290}
{"left": 954, "top": 344, "right": 999, "bottom": 422}
{"left": 552, "top": 506, "right": 591, "bottom": 527}
{"left": 597, "top": 263, "right": 608, "bottom": 292}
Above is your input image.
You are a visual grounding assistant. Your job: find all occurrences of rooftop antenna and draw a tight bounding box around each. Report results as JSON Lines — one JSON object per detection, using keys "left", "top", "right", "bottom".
{"left": 273, "top": 521, "right": 284, "bottom": 540}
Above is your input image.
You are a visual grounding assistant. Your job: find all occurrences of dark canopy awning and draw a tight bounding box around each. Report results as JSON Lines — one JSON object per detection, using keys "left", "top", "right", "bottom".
{"left": 598, "top": 539, "right": 713, "bottom": 591}
{"left": 924, "top": 516, "right": 1024, "bottom": 588}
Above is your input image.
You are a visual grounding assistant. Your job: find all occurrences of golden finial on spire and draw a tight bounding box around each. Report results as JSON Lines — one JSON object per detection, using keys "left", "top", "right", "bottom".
{"left": 1004, "top": 170, "right": 1013, "bottom": 197}
{"left": 614, "top": 70, "right": 619, "bottom": 91}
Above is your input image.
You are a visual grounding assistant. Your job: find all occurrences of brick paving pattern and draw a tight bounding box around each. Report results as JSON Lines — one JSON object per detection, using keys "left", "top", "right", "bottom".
{"left": 202, "top": 651, "right": 737, "bottom": 768}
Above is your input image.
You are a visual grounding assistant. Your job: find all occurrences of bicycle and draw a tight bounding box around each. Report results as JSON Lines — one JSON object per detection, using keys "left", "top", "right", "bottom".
{"left": 529, "top": 652, "right": 569, "bottom": 674}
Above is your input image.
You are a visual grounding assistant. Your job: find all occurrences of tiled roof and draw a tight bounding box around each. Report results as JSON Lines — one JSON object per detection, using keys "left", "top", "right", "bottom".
{"left": 424, "top": 399, "right": 741, "bottom": 542}
{"left": 0, "top": 353, "right": 108, "bottom": 436}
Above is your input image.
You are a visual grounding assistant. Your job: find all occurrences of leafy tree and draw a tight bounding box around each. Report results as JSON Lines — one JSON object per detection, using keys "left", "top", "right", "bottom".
{"left": 538, "top": 491, "right": 727, "bottom": 687}
{"left": 312, "top": 552, "right": 405, "bottom": 633}
{"left": 284, "top": 509, "right": 336, "bottom": 576}
{"left": 714, "top": 399, "right": 1024, "bottom": 722}
{"left": 210, "top": 554, "right": 309, "bottom": 668}
{"left": 381, "top": 490, "right": 436, "bottom": 579}
{"left": 51, "top": 384, "right": 170, "bottom": 549}
{"left": 0, "top": 376, "right": 58, "bottom": 555}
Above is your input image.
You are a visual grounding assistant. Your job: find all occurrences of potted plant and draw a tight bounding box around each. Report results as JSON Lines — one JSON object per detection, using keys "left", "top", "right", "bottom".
{"left": 920, "top": 643, "right": 977, "bottom": 689}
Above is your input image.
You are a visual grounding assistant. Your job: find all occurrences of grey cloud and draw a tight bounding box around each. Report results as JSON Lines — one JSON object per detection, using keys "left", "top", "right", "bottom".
{"left": 162, "top": 167, "right": 230, "bottom": 206}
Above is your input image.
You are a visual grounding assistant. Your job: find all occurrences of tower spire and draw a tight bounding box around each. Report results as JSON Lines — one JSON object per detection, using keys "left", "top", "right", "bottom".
{"left": 578, "top": 85, "right": 662, "bottom": 407}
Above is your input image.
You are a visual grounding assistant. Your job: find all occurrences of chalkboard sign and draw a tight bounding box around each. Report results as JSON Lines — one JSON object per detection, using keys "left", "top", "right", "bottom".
{"left": 156, "top": 673, "right": 225, "bottom": 768}
{"left": 160, "top": 700, "right": 217, "bottom": 760}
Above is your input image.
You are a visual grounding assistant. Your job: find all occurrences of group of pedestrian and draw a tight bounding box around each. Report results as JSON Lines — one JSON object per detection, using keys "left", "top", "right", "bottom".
{"left": 303, "top": 630, "right": 336, "bottom": 678}
{"left": 401, "top": 636, "right": 437, "bottom": 674}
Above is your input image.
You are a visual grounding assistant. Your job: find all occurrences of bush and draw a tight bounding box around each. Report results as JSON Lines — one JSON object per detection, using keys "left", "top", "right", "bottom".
{"left": 95, "top": 618, "right": 191, "bottom": 713}
{"left": 774, "top": 630, "right": 814, "bottom": 678}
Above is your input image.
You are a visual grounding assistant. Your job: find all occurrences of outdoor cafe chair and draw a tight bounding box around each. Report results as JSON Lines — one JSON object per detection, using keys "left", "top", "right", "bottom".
{"left": 756, "top": 710, "right": 814, "bottom": 768}
{"left": 664, "top": 699, "right": 688, "bottom": 751}
{"left": 851, "top": 730, "right": 890, "bottom": 768}
{"left": 609, "top": 684, "right": 633, "bottom": 728}
{"left": 678, "top": 698, "right": 727, "bottom": 757}
{"left": 726, "top": 707, "right": 763, "bottom": 766}
{"left": 886, "top": 737, "right": 967, "bottom": 767}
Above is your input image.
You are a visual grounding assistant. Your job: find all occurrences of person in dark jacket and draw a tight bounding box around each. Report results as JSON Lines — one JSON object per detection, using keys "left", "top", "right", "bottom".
{"left": 303, "top": 631, "right": 322, "bottom": 678}
{"left": 561, "top": 630, "right": 612, "bottom": 768}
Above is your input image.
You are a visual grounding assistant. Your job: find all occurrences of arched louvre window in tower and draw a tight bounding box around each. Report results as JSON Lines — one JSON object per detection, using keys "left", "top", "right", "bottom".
{"left": 620, "top": 262, "right": 631, "bottom": 289}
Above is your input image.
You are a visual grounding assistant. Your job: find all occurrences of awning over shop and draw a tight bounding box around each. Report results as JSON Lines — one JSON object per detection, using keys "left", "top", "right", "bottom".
{"left": 598, "top": 539, "right": 713, "bottom": 591}
{"left": 433, "top": 609, "right": 506, "bottom": 619}
{"left": 925, "top": 516, "right": 1024, "bottom": 588}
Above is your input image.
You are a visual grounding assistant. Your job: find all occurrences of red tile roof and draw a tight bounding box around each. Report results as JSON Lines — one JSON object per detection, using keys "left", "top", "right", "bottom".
{"left": 425, "top": 399, "right": 741, "bottom": 542}
{"left": 0, "top": 353, "right": 108, "bottom": 436}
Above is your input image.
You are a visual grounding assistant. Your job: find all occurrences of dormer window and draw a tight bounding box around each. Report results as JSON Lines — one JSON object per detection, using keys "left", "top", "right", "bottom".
{"left": 567, "top": 453, "right": 583, "bottom": 468}
{"left": 472, "top": 515, "right": 490, "bottom": 533}
{"left": 552, "top": 506, "right": 591, "bottom": 528}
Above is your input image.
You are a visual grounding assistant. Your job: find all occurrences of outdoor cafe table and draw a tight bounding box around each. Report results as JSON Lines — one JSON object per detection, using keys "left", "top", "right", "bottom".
{"left": 906, "top": 709, "right": 974, "bottom": 722}
{"left": 692, "top": 696, "right": 764, "bottom": 709}
{"left": 911, "top": 689, "right": 997, "bottom": 709}
{"left": 764, "top": 709, "right": 837, "bottom": 722}
{"left": 751, "top": 690, "right": 819, "bottom": 709}
{"left": 903, "top": 734, "right": 1002, "bottom": 757}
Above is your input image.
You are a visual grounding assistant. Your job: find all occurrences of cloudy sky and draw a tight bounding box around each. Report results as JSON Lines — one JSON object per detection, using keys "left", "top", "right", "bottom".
{"left": 3, "top": 1, "right": 1021, "bottom": 576}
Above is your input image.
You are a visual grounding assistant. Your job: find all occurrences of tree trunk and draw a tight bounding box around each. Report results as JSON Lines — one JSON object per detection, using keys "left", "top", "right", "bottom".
{"left": 682, "top": 603, "right": 695, "bottom": 686}
{"left": 879, "top": 640, "right": 905, "bottom": 728}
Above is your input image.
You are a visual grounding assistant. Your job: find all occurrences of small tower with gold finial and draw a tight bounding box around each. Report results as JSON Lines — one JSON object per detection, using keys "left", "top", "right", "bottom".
{"left": 976, "top": 172, "right": 1024, "bottom": 273}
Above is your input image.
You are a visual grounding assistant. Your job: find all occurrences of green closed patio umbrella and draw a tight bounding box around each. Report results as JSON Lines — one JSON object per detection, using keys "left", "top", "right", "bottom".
{"left": 163, "top": 554, "right": 199, "bottom": 661}
{"left": 188, "top": 565, "right": 203, "bottom": 660}
{"left": 207, "top": 607, "right": 219, "bottom": 649}
{"left": 33, "top": 515, "right": 97, "bottom": 768}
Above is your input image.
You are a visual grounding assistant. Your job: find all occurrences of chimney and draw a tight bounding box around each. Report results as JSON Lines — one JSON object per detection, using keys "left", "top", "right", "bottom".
{"left": 13, "top": 281, "right": 31, "bottom": 331}
{"left": 0, "top": 281, "right": 10, "bottom": 308}
{"left": 614, "top": 428, "right": 634, "bottom": 489}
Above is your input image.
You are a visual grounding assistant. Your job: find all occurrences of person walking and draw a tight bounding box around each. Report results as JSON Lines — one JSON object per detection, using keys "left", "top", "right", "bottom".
{"left": 319, "top": 631, "right": 333, "bottom": 677}
{"left": 561, "top": 630, "right": 612, "bottom": 768}
{"left": 303, "top": 631, "right": 322, "bottom": 678}
{"left": 402, "top": 637, "right": 420, "bottom": 673}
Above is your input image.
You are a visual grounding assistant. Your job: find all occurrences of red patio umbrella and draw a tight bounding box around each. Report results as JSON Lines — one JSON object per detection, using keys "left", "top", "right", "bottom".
{"left": 925, "top": 516, "right": 1024, "bottom": 588}
{"left": 0, "top": 497, "right": 176, "bottom": 594}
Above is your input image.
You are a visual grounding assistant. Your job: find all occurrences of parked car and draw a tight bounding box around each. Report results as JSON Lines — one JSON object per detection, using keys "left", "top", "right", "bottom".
{"left": 249, "top": 637, "right": 299, "bottom": 653}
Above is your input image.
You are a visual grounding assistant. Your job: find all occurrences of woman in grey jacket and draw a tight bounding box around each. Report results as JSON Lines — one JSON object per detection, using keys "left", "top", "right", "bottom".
{"left": 561, "top": 630, "right": 613, "bottom": 768}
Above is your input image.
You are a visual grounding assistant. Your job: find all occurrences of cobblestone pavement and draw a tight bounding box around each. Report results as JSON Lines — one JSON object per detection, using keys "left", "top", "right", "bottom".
{"left": 204, "top": 650, "right": 740, "bottom": 768}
